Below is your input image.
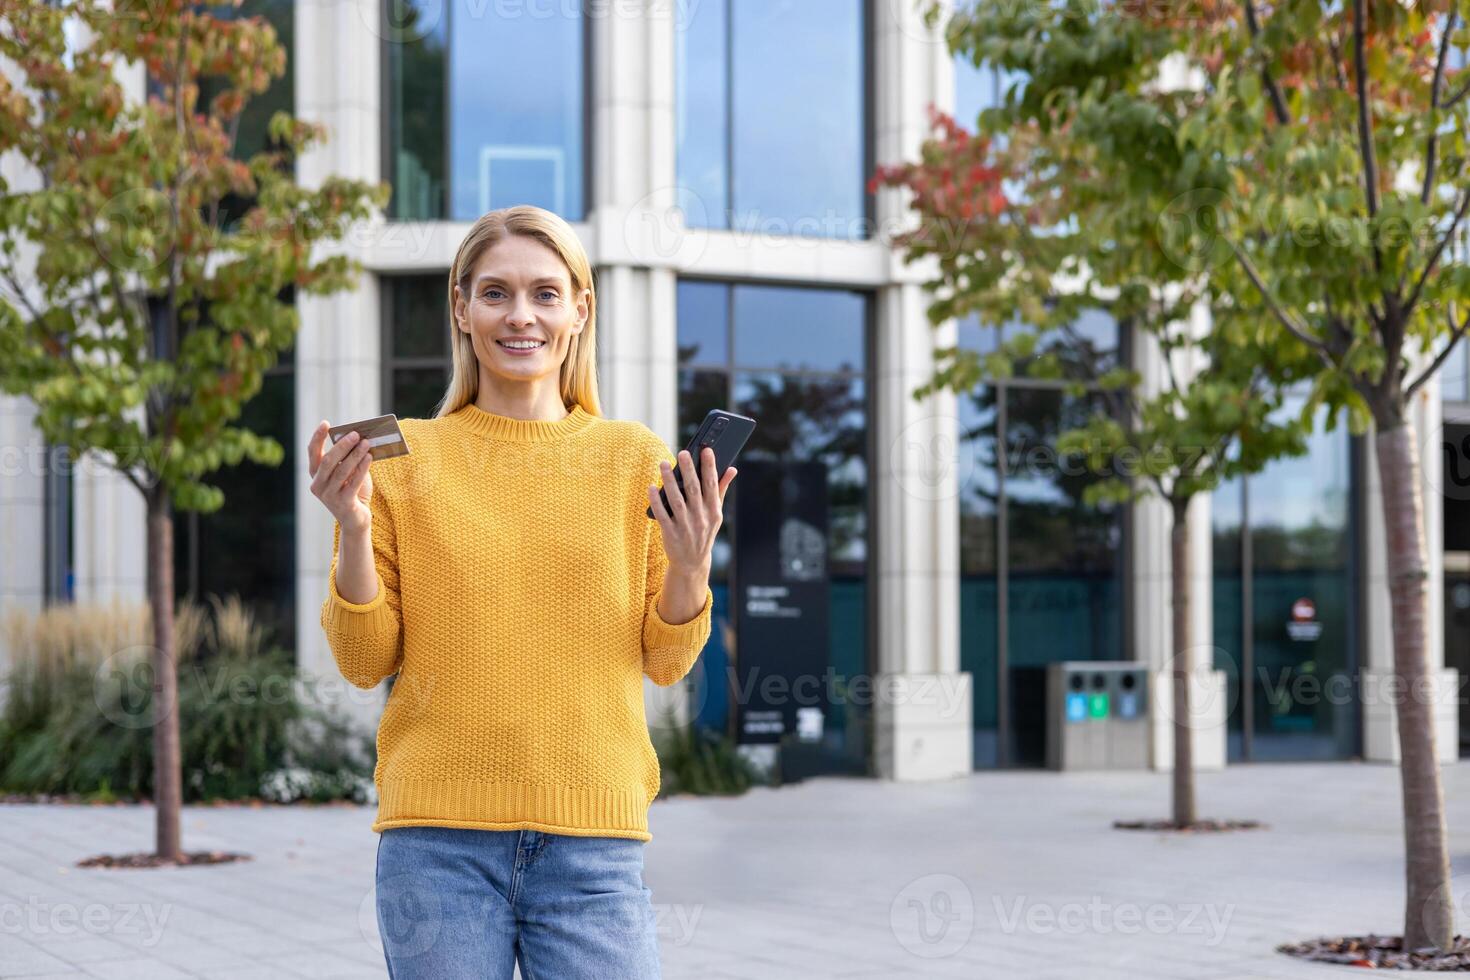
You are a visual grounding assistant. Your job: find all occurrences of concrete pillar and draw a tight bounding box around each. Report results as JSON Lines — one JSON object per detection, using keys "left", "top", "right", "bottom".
{"left": 871, "top": 0, "right": 972, "bottom": 780}
{"left": 587, "top": 1, "right": 691, "bottom": 731}
{"left": 293, "top": 0, "right": 389, "bottom": 733}
{"left": 1361, "top": 372, "right": 1458, "bottom": 763}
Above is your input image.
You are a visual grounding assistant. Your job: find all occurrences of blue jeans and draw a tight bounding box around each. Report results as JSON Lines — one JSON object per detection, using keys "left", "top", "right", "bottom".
{"left": 374, "top": 826, "right": 662, "bottom": 980}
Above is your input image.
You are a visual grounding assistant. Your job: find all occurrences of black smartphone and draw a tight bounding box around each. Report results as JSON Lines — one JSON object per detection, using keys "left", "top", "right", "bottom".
{"left": 647, "top": 409, "right": 756, "bottom": 519}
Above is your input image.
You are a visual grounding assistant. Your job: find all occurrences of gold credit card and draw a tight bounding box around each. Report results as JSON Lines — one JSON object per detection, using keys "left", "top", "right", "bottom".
{"left": 328, "top": 413, "right": 411, "bottom": 461}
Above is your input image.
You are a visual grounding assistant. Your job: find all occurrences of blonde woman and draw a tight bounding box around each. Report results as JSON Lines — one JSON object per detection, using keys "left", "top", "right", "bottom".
{"left": 306, "top": 205, "right": 736, "bottom": 979}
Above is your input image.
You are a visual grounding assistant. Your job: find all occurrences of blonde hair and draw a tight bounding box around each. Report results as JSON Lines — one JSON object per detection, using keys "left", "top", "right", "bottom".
{"left": 434, "top": 206, "right": 601, "bottom": 419}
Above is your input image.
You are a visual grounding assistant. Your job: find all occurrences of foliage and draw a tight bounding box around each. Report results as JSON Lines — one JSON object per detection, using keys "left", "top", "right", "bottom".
{"left": 0, "top": 0, "right": 388, "bottom": 511}
{"left": 651, "top": 704, "right": 761, "bottom": 798}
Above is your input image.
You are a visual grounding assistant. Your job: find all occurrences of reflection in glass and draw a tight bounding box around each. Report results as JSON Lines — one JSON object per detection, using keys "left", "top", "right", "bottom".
{"left": 174, "top": 369, "right": 296, "bottom": 648}
{"left": 391, "top": 277, "right": 449, "bottom": 358}
{"left": 385, "top": 0, "right": 447, "bottom": 220}
{"left": 676, "top": 280, "right": 729, "bottom": 367}
{"left": 386, "top": 1, "right": 584, "bottom": 221}
{"left": 733, "top": 285, "right": 865, "bottom": 373}
{"left": 677, "top": 0, "right": 867, "bottom": 237}
{"left": 1211, "top": 474, "right": 1245, "bottom": 759}
{"left": 1248, "top": 400, "right": 1353, "bottom": 759}
{"left": 958, "top": 386, "right": 999, "bottom": 767}
{"left": 449, "top": 7, "right": 584, "bottom": 220}
{"left": 1003, "top": 387, "right": 1123, "bottom": 766}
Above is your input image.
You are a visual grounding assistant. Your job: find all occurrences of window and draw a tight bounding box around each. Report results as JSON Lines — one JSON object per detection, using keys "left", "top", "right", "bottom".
{"left": 677, "top": 280, "right": 871, "bottom": 773}
{"left": 382, "top": 276, "right": 453, "bottom": 420}
{"left": 676, "top": 0, "right": 869, "bottom": 238}
{"left": 956, "top": 312, "right": 1127, "bottom": 768}
{"left": 385, "top": 0, "right": 587, "bottom": 221}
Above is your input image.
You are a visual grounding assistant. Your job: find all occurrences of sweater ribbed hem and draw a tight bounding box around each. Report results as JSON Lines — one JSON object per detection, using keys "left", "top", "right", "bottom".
{"left": 644, "top": 585, "right": 714, "bottom": 650}
{"left": 372, "top": 778, "right": 652, "bottom": 841}
{"left": 323, "top": 566, "right": 398, "bottom": 637}
{"left": 447, "top": 402, "right": 598, "bottom": 442}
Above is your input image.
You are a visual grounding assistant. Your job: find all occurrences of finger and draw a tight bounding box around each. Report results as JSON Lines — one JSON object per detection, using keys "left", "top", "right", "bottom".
{"left": 307, "top": 420, "right": 329, "bottom": 477}
{"left": 648, "top": 483, "right": 673, "bottom": 530}
{"left": 717, "top": 466, "right": 737, "bottom": 503}
{"left": 700, "top": 447, "right": 718, "bottom": 512}
{"left": 342, "top": 443, "right": 372, "bottom": 496}
{"left": 326, "top": 442, "right": 370, "bottom": 501}
{"left": 662, "top": 458, "right": 689, "bottom": 523}
{"left": 677, "top": 449, "right": 702, "bottom": 510}
{"left": 311, "top": 431, "right": 360, "bottom": 498}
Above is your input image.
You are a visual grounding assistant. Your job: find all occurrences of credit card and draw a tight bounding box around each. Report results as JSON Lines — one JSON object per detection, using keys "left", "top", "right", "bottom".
{"left": 328, "top": 413, "right": 411, "bottom": 461}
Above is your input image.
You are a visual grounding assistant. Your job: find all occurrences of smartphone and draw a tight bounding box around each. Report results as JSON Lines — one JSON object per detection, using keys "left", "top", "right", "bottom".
{"left": 647, "top": 409, "right": 756, "bottom": 519}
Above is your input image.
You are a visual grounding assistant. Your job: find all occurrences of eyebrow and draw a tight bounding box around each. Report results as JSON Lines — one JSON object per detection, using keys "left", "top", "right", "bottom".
{"left": 473, "top": 275, "right": 565, "bottom": 288}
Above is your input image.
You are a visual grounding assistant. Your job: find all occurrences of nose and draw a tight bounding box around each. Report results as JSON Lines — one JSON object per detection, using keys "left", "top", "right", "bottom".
{"left": 506, "top": 292, "right": 536, "bottom": 329}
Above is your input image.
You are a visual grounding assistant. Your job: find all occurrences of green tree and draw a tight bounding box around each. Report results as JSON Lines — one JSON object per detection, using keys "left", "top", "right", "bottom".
{"left": 0, "top": 0, "right": 387, "bottom": 861}
{"left": 878, "top": 0, "right": 1469, "bottom": 952}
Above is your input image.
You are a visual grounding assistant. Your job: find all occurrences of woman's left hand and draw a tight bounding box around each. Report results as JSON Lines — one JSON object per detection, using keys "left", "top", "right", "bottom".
{"left": 649, "top": 446, "right": 738, "bottom": 573}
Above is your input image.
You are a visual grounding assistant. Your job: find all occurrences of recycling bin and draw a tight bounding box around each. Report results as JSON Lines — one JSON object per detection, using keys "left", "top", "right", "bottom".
{"left": 1046, "top": 662, "right": 1150, "bottom": 771}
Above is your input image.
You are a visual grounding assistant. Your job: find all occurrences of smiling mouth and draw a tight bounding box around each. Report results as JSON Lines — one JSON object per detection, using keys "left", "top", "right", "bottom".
{"left": 496, "top": 339, "right": 546, "bottom": 350}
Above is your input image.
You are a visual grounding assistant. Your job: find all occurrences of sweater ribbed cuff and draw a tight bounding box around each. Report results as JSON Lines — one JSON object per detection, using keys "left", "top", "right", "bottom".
{"left": 323, "top": 566, "right": 397, "bottom": 637}
{"left": 644, "top": 585, "right": 713, "bottom": 652}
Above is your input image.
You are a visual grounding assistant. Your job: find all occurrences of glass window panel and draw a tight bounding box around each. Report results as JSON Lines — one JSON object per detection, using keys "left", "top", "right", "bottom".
{"left": 730, "top": 0, "right": 865, "bottom": 238}
{"left": 448, "top": 4, "right": 584, "bottom": 221}
{"left": 674, "top": 0, "right": 729, "bottom": 227}
{"left": 386, "top": 0, "right": 447, "bottom": 220}
{"left": 733, "top": 284, "right": 865, "bottom": 373}
{"left": 1247, "top": 397, "right": 1353, "bottom": 760}
{"left": 958, "top": 384, "right": 999, "bottom": 767}
{"left": 393, "top": 367, "right": 449, "bottom": 420}
{"left": 392, "top": 276, "right": 450, "bottom": 358}
{"left": 174, "top": 369, "right": 296, "bottom": 648}
{"left": 1003, "top": 387, "right": 1123, "bottom": 766}
{"left": 676, "top": 280, "right": 729, "bottom": 367}
{"left": 1443, "top": 338, "right": 1468, "bottom": 403}
{"left": 1212, "top": 475, "right": 1245, "bottom": 758}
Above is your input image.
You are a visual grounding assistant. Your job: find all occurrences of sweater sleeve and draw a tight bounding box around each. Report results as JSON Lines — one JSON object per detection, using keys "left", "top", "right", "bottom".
{"left": 642, "top": 438, "right": 714, "bottom": 687}
{"left": 320, "top": 487, "right": 404, "bottom": 690}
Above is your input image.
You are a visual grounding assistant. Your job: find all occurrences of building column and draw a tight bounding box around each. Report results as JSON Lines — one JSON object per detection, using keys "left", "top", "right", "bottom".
{"left": 586, "top": 3, "right": 692, "bottom": 729}
{"left": 870, "top": 0, "right": 972, "bottom": 781}
{"left": 1131, "top": 304, "right": 1228, "bottom": 772}
{"left": 1361, "top": 375, "right": 1458, "bottom": 763}
{"left": 0, "top": 395, "right": 48, "bottom": 675}
{"left": 293, "top": 0, "right": 388, "bottom": 733}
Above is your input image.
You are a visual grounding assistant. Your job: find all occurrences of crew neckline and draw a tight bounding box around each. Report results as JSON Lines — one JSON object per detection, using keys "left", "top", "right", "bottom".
{"left": 448, "top": 402, "right": 597, "bottom": 443}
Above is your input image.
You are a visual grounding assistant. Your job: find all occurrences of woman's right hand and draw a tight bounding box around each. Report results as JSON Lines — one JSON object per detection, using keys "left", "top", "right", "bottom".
{"left": 308, "top": 420, "right": 375, "bottom": 534}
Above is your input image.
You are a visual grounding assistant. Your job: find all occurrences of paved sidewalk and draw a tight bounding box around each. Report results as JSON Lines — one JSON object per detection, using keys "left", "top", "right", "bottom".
{"left": 4, "top": 762, "right": 1470, "bottom": 979}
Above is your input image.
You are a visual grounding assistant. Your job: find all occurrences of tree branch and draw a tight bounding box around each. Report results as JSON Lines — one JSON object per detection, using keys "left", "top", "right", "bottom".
{"left": 1423, "top": 11, "right": 1456, "bottom": 207}
{"left": 1403, "top": 187, "right": 1470, "bottom": 322}
{"left": 1406, "top": 308, "right": 1470, "bottom": 398}
{"left": 1242, "top": 1, "right": 1292, "bottom": 125}
{"left": 1226, "top": 239, "right": 1337, "bottom": 371}
{"left": 1352, "top": 0, "right": 1380, "bottom": 221}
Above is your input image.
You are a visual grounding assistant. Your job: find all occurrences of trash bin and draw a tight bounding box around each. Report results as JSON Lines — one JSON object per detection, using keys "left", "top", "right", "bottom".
{"left": 1046, "top": 662, "right": 1149, "bottom": 771}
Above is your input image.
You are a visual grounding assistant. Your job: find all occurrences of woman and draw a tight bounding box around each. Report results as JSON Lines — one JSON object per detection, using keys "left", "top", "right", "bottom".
{"left": 306, "top": 205, "right": 736, "bottom": 979}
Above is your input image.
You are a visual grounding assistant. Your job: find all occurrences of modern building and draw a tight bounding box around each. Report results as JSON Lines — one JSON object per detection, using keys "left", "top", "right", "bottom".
{"left": 0, "top": 0, "right": 1461, "bottom": 777}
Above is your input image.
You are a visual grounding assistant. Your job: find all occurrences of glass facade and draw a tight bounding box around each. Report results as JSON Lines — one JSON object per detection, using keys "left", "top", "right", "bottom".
{"left": 1212, "top": 396, "right": 1358, "bottom": 760}
{"left": 957, "top": 316, "right": 1126, "bottom": 768}
{"left": 676, "top": 280, "right": 871, "bottom": 774}
{"left": 386, "top": 0, "right": 586, "bottom": 221}
{"left": 676, "top": 0, "right": 868, "bottom": 238}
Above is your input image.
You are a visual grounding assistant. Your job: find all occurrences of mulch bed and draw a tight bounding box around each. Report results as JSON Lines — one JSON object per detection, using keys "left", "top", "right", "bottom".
{"left": 1278, "top": 935, "right": 1470, "bottom": 969}
{"left": 77, "top": 851, "right": 253, "bottom": 869}
{"left": 1113, "top": 818, "right": 1266, "bottom": 832}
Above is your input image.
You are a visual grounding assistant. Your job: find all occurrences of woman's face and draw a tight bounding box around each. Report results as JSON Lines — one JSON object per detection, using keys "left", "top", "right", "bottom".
{"left": 452, "top": 234, "right": 589, "bottom": 391}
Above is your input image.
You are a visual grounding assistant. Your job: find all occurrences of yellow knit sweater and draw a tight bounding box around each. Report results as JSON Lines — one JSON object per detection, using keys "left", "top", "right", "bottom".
{"left": 319, "top": 402, "right": 714, "bottom": 842}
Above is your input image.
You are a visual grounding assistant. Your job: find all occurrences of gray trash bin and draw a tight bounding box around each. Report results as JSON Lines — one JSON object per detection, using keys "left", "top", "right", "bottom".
{"left": 1046, "top": 661, "right": 1149, "bottom": 771}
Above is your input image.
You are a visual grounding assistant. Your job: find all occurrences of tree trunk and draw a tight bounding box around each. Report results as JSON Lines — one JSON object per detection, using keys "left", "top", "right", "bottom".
{"left": 1374, "top": 422, "right": 1454, "bottom": 951}
{"left": 1171, "top": 498, "right": 1196, "bottom": 828}
{"left": 146, "top": 488, "right": 183, "bottom": 862}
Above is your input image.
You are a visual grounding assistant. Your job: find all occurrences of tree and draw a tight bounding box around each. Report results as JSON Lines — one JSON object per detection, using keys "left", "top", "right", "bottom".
{"left": 0, "top": 0, "right": 386, "bottom": 862}
{"left": 878, "top": 0, "right": 1469, "bottom": 952}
